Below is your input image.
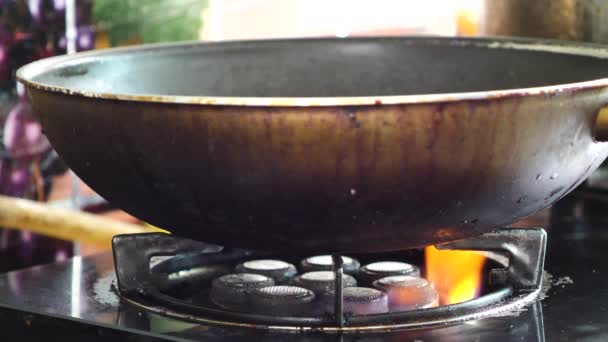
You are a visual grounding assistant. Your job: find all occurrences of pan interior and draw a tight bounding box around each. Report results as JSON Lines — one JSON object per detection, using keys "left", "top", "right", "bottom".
{"left": 22, "top": 37, "right": 608, "bottom": 98}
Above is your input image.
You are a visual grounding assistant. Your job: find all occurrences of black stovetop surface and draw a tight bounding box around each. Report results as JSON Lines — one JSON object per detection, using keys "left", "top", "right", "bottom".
{"left": 0, "top": 189, "right": 607, "bottom": 341}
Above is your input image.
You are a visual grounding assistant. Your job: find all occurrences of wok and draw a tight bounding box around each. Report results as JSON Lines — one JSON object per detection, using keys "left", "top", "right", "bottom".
{"left": 16, "top": 37, "right": 608, "bottom": 253}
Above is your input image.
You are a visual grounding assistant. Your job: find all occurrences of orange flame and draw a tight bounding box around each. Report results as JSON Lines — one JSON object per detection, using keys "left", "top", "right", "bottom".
{"left": 425, "top": 246, "right": 486, "bottom": 305}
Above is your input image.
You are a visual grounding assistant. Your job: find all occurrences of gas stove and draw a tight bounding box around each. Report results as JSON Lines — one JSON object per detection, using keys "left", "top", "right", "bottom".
{"left": 0, "top": 188, "right": 606, "bottom": 341}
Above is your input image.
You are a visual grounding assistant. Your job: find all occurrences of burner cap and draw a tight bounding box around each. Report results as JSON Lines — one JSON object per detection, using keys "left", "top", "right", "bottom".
{"left": 235, "top": 259, "right": 298, "bottom": 283}
{"left": 250, "top": 285, "right": 315, "bottom": 316}
{"left": 300, "top": 255, "right": 361, "bottom": 274}
{"left": 373, "top": 275, "right": 439, "bottom": 311}
{"left": 359, "top": 261, "right": 420, "bottom": 285}
{"left": 321, "top": 287, "right": 389, "bottom": 315}
{"left": 210, "top": 273, "right": 274, "bottom": 310}
{"left": 292, "top": 271, "right": 357, "bottom": 295}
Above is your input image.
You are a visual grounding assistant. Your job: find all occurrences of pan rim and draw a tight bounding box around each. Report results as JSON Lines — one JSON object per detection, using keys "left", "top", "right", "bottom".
{"left": 16, "top": 35, "right": 608, "bottom": 107}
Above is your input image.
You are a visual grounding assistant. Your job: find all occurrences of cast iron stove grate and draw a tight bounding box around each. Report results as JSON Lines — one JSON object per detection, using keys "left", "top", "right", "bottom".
{"left": 111, "top": 227, "right": 546, "bottom": 332}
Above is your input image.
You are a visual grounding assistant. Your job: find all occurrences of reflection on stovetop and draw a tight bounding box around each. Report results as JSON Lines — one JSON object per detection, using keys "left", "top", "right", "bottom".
{"left": 0, "top": 189, "right": 607, "bottom": 341}
{"left": 0, "top": 228, "right": 73, "bottom": 273}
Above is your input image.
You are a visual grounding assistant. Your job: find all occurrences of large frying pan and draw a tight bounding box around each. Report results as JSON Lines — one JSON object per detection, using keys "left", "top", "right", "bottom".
{"left": 16, "top": 37, "right": 608, "bottom": 253}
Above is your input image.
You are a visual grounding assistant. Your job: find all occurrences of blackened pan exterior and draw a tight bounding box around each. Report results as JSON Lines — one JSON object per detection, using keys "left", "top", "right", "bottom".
{"left": 17, "top": 37, "right": 608, "bottom": 253}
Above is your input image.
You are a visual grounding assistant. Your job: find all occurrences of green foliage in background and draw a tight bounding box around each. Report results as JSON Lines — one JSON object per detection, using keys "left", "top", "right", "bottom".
{"left": 92, "top": 0, "right": 207, "bottom": 45}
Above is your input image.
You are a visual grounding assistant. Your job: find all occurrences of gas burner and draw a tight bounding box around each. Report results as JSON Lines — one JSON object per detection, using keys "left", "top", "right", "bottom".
{"left": 250, "top": 285, "right": 315, "bottom": 315}
{"left": 300, "top": 255, "right": 360, "bottom": 274}
{"left": 210, "top": 273, "right": 274, "bottom": 310}
{"left": 373, "top": 275, "right": 439, "bottom": 310}
{"left": 235, "top": 259, "right": 297, "bottom": 283}
{"left": 111, "top": 227, "right": 546, "bottom": 332}
{"left": 292, "top": 271, "right": 357, "bottom": 295}
{"left": 359, "top": 261, "right": 420, "bottom": 286}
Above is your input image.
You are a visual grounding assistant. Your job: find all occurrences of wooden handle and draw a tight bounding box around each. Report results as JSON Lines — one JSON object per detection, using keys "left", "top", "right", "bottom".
{"left": 0, "top": 194, "right": 167, "bottom": 248}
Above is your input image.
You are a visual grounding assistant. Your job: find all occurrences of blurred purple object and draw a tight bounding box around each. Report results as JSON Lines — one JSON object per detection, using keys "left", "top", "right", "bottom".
{"left": 10, "top": 163, "right": 30, "bottom": 198}
{"left": 1, "top": 159, "right": 31, "bottom": 197}
{"left": 27, "top": 0, "right": 44, "bottom": 25}
{"left": 58, "top": 35, "right": 66, "bottom": 48}
{"left": 28, "top": 0, "right": 68, "bottom": 28}
{"left": 76, "top": 25, "right": 94, "bottom": 51}
{"left": 0, "top": 159, "right": 6, "bottom": 189}
{"left": 0, "top": 0, "right": 78, "bottom": 275}
{"left": 3, "top": 95, "right": 50, "bottom": 159}
{"left": 0, "top": 24, "right": 11, "bottom": 46}
{"left": 10, "top": 163, "right": 28, "bottom": 186}
{"left": 0, "top": 25, "right": 11, "bottom": 86}
{"left": 0, "top": 44, "right": 8, "bottom": 85}
{"left": 76, "top": 0, "right": 91, "bottom": 25}
{"left": 0, "top": 225, "right": 74, "bottom": 273}
{"left": 59, "top": 25, "right": 96, "bottom": 54}
{"left": 54, "top": 249, "right": 67, "bottom": 261}
{"left": 51, "top": 0, "right": 65, "bottom": 27}
{"left": 20, "top": 230, "right": 32, "bottom": 243}
{"left": 53, "top": 0, "right": 65, "bottom": 13}
{"left": 57, "top": 34, "right": 66, "bottom": 52}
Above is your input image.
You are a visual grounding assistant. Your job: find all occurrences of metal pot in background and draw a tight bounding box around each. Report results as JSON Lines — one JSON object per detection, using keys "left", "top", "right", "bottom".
{"left": 482, "top": 0, "right": 608, "bottom": 43}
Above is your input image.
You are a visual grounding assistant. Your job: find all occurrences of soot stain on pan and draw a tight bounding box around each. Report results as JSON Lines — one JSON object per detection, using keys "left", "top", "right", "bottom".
{"left": 347, "top": 111, "right": 360, "bottom": 128}
{"left": 426, "top": 103, "right": 446, "bottom": 149}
